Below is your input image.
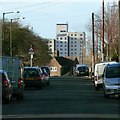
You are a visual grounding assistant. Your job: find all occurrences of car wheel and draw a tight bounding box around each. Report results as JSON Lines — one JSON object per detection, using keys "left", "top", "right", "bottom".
{"left": 16, "top": 93, "right": 23, "bottom": 101}
{"left": 47, "top": 81, "right": 50, "bottom": 86}
{"left": 95, "top": 84, "right": 99, "bottom": 91}
{"left": 5, "top": 94, "right": 12, "bottom": 104}
{"left": 104, "top": 91, "right": 109, "bottom": 98}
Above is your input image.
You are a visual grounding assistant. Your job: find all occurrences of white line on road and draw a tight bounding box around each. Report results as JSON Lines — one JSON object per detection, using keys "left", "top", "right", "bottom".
{"left": 2, "top": 113, "right": 120, "bottom": 119}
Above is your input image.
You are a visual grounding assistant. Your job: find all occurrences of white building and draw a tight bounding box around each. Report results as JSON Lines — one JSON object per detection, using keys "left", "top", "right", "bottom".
{"left": 47, "top": 39, "right": 55, "bottom": 57}
{"left": 47, "top": 23, "right": 86, "bottom": 63}
{"left": 55, "top": 23, "right": 86, "bottom": 63}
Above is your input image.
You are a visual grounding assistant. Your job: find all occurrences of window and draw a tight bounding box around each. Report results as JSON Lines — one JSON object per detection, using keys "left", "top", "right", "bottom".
{"left": 50, "top": 67, "right": 57, "bottom": 72}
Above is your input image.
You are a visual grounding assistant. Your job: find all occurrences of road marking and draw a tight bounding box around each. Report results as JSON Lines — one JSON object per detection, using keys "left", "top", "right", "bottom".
{"left": 2, "top": 113, "right": 120, "bottom": 119}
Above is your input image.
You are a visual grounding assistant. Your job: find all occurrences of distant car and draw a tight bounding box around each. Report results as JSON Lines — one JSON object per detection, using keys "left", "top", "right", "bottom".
{"left": 41, "top": 66, "right": 50, "bottom": 76}
{"left": 94, "top": 61, "right": 117, "bottom": 91}
{"left": 103, "top": 62, "right": 120, "bottom": 98}
{"left": 1, "top": 70, "right": 13, "bottom": 103}
{"left": 75, "top": 64, "right": 89, "bottom": 76}
{"left": 23, "top": 67, "right": 44, "bottom": 89}
{"left": 41, "top": 67, "right": 50, "bottom": 86}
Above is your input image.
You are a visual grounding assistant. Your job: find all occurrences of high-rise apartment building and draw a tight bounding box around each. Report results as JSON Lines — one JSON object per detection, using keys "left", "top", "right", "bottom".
{"left": 55, "top": 23, "right": 86, "bottom": 63}
{"left": 47, "top": 23, "right": 86, "bottom": 63}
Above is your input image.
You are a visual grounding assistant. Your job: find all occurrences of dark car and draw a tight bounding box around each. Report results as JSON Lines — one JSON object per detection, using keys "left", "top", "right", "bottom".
{"left": 1, "top": 70, "right": 13, "bottom": 103}
{"left": 41, "top": 66, "right": 50, "bottom": 76}
{"left": 23, "top": 67, "right": 44, "bottom": 89}
{"left": 76, "top": 65, "right": 89, "bottom": 76}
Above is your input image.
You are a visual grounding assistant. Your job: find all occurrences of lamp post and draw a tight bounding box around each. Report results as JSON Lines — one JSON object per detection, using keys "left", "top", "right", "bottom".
{"left": 2, "top": 11, "right": 19, "bottom": 41}
{"left": 10, "top": 17, "right": 25, "bottom": 56}
{"left": 2, "top": 11, "right": 19, "bottom": 55}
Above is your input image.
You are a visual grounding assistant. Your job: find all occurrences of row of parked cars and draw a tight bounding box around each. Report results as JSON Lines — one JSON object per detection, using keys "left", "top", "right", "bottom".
{"left": 1, "top": 65, "right": 50, "bottom": 104}
{"left": 24, "top": 66, "right": 50, "bottom": 88}
{"left": 93, "top": 61, "right": 120, "bottom": 98}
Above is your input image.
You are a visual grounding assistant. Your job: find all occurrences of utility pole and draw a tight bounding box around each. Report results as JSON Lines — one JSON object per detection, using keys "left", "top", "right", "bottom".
{"left": 102, "top": 0, "right": 104, "bottom": 62}
{"left": 92, "top": 13, "right": 95, "bottom": 74}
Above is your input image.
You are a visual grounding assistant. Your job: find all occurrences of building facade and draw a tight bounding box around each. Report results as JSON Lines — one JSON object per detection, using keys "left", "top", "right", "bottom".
{"left": 47, "top": 23, "right": 86, "bottom": 63}
{"left": 55, "top": 23, "right": 86, "bottom": 63}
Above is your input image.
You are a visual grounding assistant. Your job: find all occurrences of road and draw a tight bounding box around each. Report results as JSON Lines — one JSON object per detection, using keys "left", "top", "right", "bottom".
{"left": 2, "top": 76, "right": 120, "bottom": 120}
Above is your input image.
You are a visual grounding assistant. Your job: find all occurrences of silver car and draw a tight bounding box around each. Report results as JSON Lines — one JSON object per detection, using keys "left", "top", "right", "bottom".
{"left": 103, "top": 62, "right": 120, "bottom": 98}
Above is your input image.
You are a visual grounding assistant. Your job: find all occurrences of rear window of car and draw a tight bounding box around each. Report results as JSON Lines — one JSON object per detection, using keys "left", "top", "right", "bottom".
{"left": 41, "top": 67, "right": 50, "bottom": 73}
{"left": 24, "top": 68, "right": 39, "bottom": 78}
{"left": 106, "top": 66, "right": 120, "bottom": 78}
{"left": 77, "top": 66, "right": 88, "bottom": 70}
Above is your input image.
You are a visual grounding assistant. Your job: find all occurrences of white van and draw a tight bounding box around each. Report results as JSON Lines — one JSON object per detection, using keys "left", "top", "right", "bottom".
{"left": 94, "top": 61, "right": 116, "bottom": 90}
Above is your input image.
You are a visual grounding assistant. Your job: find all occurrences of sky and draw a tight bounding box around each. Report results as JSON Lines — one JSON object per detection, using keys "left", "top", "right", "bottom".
{"left": 0, "top": 0, "right": 117, "bottom": 39}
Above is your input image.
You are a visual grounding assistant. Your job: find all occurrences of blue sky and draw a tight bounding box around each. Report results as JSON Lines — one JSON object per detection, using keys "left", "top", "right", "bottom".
{"left": 0, "top": 0, "right": 117, "bottom": 39}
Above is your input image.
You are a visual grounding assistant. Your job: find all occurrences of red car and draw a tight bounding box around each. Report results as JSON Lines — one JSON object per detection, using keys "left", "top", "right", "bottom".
{"left": 23, "top": 67, "right": 44, "bottom": 89}
{"left": 1, "top": 70, "right": 13, "bottom": 103}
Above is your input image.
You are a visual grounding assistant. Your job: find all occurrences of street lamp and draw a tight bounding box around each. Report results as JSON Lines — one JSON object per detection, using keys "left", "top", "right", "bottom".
{"left": 2, "top": 11, "right": 20, "bottom": 41}
{"left": 10, "top": 17, "right": 25, "bottom": 56}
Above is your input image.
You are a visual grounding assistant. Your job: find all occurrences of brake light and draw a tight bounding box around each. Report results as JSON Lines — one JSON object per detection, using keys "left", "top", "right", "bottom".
{"left": 45, "top": 74, "right": 48, "bottom": 77}
{"left": 18, "top": 78, "right": 23, "bottom": 88}
{"left": 37, "top": 76, "right": 42, "bottom": 80}
{"left": 3, "top": 79, "right": 9, "bottom": 86}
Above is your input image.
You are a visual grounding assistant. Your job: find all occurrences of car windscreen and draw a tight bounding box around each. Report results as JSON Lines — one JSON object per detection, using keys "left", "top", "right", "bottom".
{"left": 106, "top": 66, "right": 120, "bottom": 78}
{"left": 24, "top": 69, "right": 39, "bottom": 78}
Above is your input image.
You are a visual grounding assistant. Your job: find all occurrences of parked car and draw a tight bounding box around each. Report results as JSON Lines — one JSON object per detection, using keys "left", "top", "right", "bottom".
{"left": 103, "top": 62, "right": 120, "bottom": 98}
{"left": 40, "top": 67, "right": 50, "bottom": 86}
{"left": 94, "top": 61, "right": 117, "bottom": 91}
{"left": 1, "top": 70, "right": 13, "bottom": 103}
{"left": 74, "top": 64, "right": 89, "bottom": 76}
{"left": 1, "top": 56, "right": 25, "bottom": 100}
{"left": 23, "top": 67, "right": 44, "bottom": 89}
{"left": 41, "top": 66, "right": 50, "bottom": 76}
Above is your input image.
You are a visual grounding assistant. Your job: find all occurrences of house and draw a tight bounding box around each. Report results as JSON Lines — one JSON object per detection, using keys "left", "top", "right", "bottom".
{"left": 48, "top": 56, "right": 79, "bottom": 76}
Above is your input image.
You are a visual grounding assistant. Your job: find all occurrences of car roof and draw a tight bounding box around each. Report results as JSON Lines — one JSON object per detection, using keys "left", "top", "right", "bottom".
{"left": 106, "top": 62, "right": 120, "bottom": 67}
{"left": 24, "top": 66, "right": 39, "bottom": 69}
{"left": 95, "top": 61, "right": 117, "bottom": 66}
